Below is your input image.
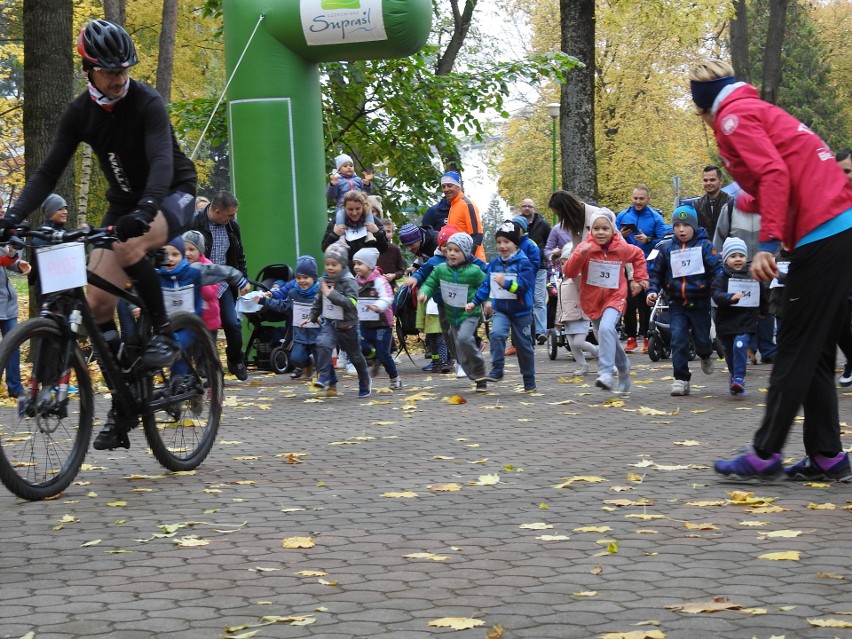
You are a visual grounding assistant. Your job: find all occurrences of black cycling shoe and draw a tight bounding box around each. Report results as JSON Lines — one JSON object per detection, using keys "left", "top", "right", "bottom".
{"left": 142, "top": 333, "right": 180, "bottom": 368}
{"left": 93, "top": 411, "right": 131, "bottom": 450}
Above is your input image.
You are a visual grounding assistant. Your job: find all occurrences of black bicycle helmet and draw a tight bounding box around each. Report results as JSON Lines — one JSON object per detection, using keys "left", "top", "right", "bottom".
{"left": 77, "top": 19, "right": 138, "bottom": 70}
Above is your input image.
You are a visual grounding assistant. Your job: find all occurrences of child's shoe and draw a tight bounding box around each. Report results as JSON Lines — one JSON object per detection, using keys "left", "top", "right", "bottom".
{"left": 523, "top": 383, "right": 537, "bottom": 392}
{"left": 389, "top": 377, "right": 403, "bottom": 391}
{"left": 290, "top": 367, "right": 303, "bottom": 379}
{"left": 573, "top": 365, "right": 589, "bottom": 375}
{"left": 475, "top": 380, "right": 488, "bottom": 393}
{"left": 312, "top": 379, "right": 330, "bottom": 390}
{"left": 346, "top": 363, "right": 357, "bottom": 375}
{"left": 456, "top": 363, "right": 467, "bottom": 378}
{"left": 671, "top": 380, "right": 689, "bottom": 396}
{"left": 729, "top": 377, "right": 745, "bottom": 395}
{"left": 595, "top": 374, "right": 613, "bottom": 391}
{"left": 484, "top": 369, "right": 503, "bottom": 382}
{"left": 440, "top": 359, "right": 455, "bottom": 374}
{"left": 700, "top": 356, "right": 715, "bottom": 375}
{"left": 785, "top": 452, "right": 852, "bottom": 482}
{"left": 714, "top": 448, "right": 783, "bottom": 480}
{"left": 358, "top": 378, "right": 372, "bottom": 398}
{"left": 336, "top": 352, "right": 349, "bottom": 370}
{"left": 326, "top": 385, "right": 338, "bottom": 397}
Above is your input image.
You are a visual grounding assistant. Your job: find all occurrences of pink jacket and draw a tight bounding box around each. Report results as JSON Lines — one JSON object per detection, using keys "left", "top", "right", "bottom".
{"left": 713, "top": 84, "right": 852, "bottom": 248}
{"left": 196, "top": 254, "right": 221, "bottom": 331}
{"left": 562, "top": 231, "right": 648, "bottom": 320}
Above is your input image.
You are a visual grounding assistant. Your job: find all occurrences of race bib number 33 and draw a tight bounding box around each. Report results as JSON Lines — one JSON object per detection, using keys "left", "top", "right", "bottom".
{"left": 586, "top": 259, "right": 621, "bottom": 289}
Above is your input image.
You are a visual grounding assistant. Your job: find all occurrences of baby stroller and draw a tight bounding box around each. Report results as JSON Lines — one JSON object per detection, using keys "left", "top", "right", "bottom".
{"left": 242, "top": 263, "right": 295, "bottom": 374}
{"left": 646, "top": 290, "right": 724, "bottom": 362}
{"left": 546, "top": 259, "right": 597, "bottom": 360}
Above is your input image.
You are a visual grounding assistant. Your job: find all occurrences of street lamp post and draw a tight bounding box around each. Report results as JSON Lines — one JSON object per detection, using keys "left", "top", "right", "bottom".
{"left": 547, "top": 102, "right": 560, "bottom": 224}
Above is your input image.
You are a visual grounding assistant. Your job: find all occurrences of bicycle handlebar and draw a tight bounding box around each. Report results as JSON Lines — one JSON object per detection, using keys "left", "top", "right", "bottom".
{"left": 13, "top": 224, "right": 117, "bottom": 245}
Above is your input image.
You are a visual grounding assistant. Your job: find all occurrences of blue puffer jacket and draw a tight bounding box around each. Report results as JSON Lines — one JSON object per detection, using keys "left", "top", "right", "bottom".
{"left": 471, "top": 250, "right": 535, "bottom": 317}
{"left": 647, "top": 227, "right": 724, "bottom": 305}
{"left": 260, "top": 281, "right": 320, "bottom": 345}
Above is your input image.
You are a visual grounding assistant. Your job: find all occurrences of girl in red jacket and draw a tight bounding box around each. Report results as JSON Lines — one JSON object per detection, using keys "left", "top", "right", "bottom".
{"left": 563, "top": 209, "right": 648, "bottom": 392}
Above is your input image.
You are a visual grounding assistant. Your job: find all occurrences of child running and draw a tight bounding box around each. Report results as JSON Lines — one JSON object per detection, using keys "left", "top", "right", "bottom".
{"left": 352, "top": 247, "right": 402, "bottom": 390}
{"left": 258, "top": 256, "right": 321, "bottom": 380}
{"left": 711, "top": 237, "right": 767, "bottom": 395}
{"left": 556, "top": 243, "right": 598, "bottom": 375}
{"left": 305, "top": 242, "right": 372, "bottom": 398}
{"left": 417, "top": 232, "right": 489, "bottom": 391}
{"left": 467, "top": 220, "right": 537, "bottom": 391}
{"left": 646, "top": 205, "right": 724, "bottom": 396}
{"left": 563, "top": 208, "right": 648, "bottom": 392}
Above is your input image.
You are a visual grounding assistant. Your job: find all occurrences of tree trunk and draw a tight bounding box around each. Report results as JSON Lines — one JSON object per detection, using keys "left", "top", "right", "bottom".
{"left": 729, "top": 0, "right": 751, "bottom": 83}
{"left": 156, "top": 0, "right": 179, "bottom": 102}
{"left": 761, "top": 0, "right": 789, "bottom": 104}
{"left": 77, "top": 144, "right": 93, "bottom": 227}
{"left": 559, "top": 0, "right": 598, "bottom": 201}
{"left": 22, "top": 0, "right": 74, "bottom": 312}
{"left": 103, "top": 0, "right": 126, "bottom": 25}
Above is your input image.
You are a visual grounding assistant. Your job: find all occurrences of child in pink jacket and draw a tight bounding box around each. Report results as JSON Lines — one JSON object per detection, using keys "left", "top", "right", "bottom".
{"left": 563, "top": 208, "right": 648, "bottom": 392}
{"left": 182, "top": 230, "right": 221, "bottom": 332}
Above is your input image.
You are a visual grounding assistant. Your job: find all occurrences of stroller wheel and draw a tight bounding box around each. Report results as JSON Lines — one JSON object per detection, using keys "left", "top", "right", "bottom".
{"left": 270, "top": 347, "right": 290, "bottom": 374}
{"left": 547, "top": 330, "right": 558, "bottom": 361}
{"left": 647, "top": 335, "right": 662, "bottom": 362}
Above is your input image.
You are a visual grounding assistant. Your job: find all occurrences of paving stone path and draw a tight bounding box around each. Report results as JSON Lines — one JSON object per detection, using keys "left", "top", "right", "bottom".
{"left": 1, "top": 348, "right": 850, "bottom": 639}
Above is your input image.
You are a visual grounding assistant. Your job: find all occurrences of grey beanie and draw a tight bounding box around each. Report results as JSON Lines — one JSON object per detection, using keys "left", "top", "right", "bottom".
{"left": 182, "top": 230, "right": 206, "bottom": 254}
{"left": 722, "top": 236, "right": 748, "bottom": 262}
{"left": 42, "top": 193, "right": 67, "bottom": 217}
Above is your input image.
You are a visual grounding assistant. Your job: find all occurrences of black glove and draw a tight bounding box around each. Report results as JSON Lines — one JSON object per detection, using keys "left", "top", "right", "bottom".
{"left": 115, "top": 199, "right": 157, "bottom": 242}
{"left": 0, "top": 208, "right": 23, "bottom": 241}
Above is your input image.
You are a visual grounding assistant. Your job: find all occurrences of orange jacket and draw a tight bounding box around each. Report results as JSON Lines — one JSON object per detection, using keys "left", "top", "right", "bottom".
{"left": 446, "top": 192, "right": 486, "bottom": 260}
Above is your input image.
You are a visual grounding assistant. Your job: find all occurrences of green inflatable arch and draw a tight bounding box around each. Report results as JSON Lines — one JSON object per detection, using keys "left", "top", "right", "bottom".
{"left": 222, "top": 0, "right": 432, "bottom": 277}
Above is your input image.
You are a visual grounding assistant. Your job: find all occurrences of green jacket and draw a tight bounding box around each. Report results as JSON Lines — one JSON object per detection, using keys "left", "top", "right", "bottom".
{"left": 419, "top": 261, "right": 486, "bottom": 327}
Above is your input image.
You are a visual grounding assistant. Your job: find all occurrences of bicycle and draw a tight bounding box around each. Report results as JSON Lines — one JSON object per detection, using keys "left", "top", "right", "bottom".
{"left": 0, "top": 224, "right": 223, "bottom": 501}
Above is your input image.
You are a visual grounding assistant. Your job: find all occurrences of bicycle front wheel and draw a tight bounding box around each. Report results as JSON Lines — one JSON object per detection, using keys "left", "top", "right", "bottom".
{"left": 143, "top": 312, "right": 222, "bottom": 471}
{"left": 0, "top": 318, "right": 94, "bottom": 500}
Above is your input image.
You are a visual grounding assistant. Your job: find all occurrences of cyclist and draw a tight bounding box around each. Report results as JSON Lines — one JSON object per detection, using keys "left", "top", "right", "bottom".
{"left": 0, "top": 20, "right": 197, "bottom": 450}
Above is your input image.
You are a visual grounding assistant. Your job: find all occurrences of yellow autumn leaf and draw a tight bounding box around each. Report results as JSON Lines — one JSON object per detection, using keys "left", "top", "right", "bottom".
{"left": 750, "top": 505, "right": 788, "bottom": 514}
{"left": 807, "top": 618, "right": 852, "bottom": 628}
{"left": 807, "top": 502, "right": 836, "bottom": 510}
{"left": 603, "top": 498, "right": 654, "bottom": 507}
{"left": 637, "top": 406, "right": 670, "bottom": 416}
{"left": 318, "top": 578, "right": 338, "bottom": 586}
{"left": 574, "top": 526, "right": 612, "bottom": 533}
{"left": 474, "top": 473, "right": 500, "bottom": 486}
{"left": 553, "top": 475, "right": 607, "bottom": 488}
{"left": 573, "top": 590, "right": 598, "bottom": 597}
{"left": 758, "top": 551, "right": 801, "bottom": 560}
{"left": 282, "top": 536, "right": 315, "bottom": 549}
{"left": 630, "top": 459, "right": 655, "bottom": 468}
{"left": 519, "top": 522, "right": 553, "bottom": 530}
{"left": 59, "top": 514, "right": 79, "bottom": 523}
{"left": 673, "top": 440, "right": 701, "bottom": 446}
{"left": 443, "top": 394, "right": 467, "bottom": 404}
{"left": 259, "top": 614, "right": 316, "bottom": 625}
{"left": 427, "top": 617, "right": 485, "bottom": 630}
{"left": 739, "top": 520, "right": 771, "bottom": 527}
{"left": 684, "top": 522, "right": 718, "bottom": 530}
{"left": 381, "top": 491, "right": 418, "bottom": 498}
{"left": 296, "top": 570, "right": 327, "bottom": 576}
{"left": 404, "top": 552, "right": 449, "bottom": 561}
{"left": 758, "top": 530, "right": 802, "bottom": 539}
{"left": 686, "top": 500, "right": 727, "bottom": 507}
{"left": 817, "top": 572, "right": 845, "bottom": 580}
{"left": 486, "top": 623, "right": 505, "bottom": 639}
{"left": 174, "top": 535, "right": 210, "bottom": 547}
{"left": 428, "top": 483, "right": 462, "bottom": 492}
{"left": 691, "top": 409, "right": 709, "bottom": 413}
{"left": 372, "top": 420, "right": 397, "bottom": 425}
{"left": 727, "top": 491, "right": 775, "bottom": 506}
{"left": 80, "top": 539, "right": 102, "bottom": 547}
{"left": 666, "top": 597, "right": 743, "bottom": 613}
{"left": 536, "top": 535, "right": 571, "bottom": 541}
{"left": 740, "top": 607, "right": 767, "bottom": 615}
{"left": 105, "top": 500, "right": 127, "bottom": 507}
{"left": 624, "top": 513, "right": 665, "bottom": 520}
{"left": 803, "top": 482, "right": 830, "bottom": 488}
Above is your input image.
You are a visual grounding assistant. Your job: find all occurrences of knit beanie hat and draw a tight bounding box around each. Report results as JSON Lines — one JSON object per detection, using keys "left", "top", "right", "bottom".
{"left": 588, "top": 208, "right": 616, "bottom": 231}
{"left": 368, "top": 195, "right": 383, "bottom": 217}
{"left": 335, "top": 153, "right": 353, "bottom": 170}
{"left": 437, "top": 223, "right": 460, "bottom": 246}
{"left": 353, "top": 247, "right": 380, "bottom": 270}
{"left": 41, "top": 193, "right": 67, "bottom": 217}
{"left": 324, "top": 241, "right": 349, "bottom": 267}
{"left": 447, "top": 232, "right": 473, "bottom": 259}
{"left": 295, "top": 255, "right": 318, "bottom": 279}
{"left": 398, "top": 223, "right": 422, "bottom": 247}
{"left": 440, "top": 171, "right": 461, "bottom": 188}
{"left": 495, "top": 219, "right": 522, "bottom": 247}
{"left": 560, "top": 244, "right": 574, "bottom": 260}
{"left": 672, "top": 205, "right": 699, "bottom": 231}
{"left": 167, "top": 235, "right": 185, "bottom": 257}
{"left": 182, "top": 230, "right": 206, "bottom": 254}
{"left": 511, "top": 215, "right": 528, "bottom": 232}
{"left": 722, "top": 237, "right": 748, "bottom": 262}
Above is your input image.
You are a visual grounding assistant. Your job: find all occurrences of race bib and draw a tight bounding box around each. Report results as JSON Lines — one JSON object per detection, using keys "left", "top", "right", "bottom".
{"left": 671, "top": 246, "right": 704, "bottom": 278}
{"left": 490, "top": 273, "right": 516, "bottom": 299}
{"left": 322, "top": 296, "right": 344, "bottom": 320}
{"left": 164, "top": 285, "right": 195, "bottom": 316}
{"left": 727, "top": 278, "right": 760, "bottom": 308}
{"left": 586, "top": 259, "right": 621, "bottom": 289}
{"left": 293, "top": 301, "right": 318, "bottom": 328}
{"left": 357, "top": 298, "right": 380, "bottom": 321}
{"left": 344, "top": 226, "right": 367, "bottom": 242}
{"left": 440, "top": 281, "right": 469, "bottom": 308}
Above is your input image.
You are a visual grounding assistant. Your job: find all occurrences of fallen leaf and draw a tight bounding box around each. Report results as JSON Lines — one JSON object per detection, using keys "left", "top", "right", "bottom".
{"left": 599, "top": 631, "right": 666, "bottom": 639}
{"left": 381, "top": 491, "right": 418, "bottom": 498}
{"left": 667, "top": 596, "right": 743, "bottom": 614}
{"left": 174, "top": 535, "right": 210, "bottom": 547}
{"left": 80, "top": 539, "right": 102, "bottom": 547}
{"left": 295, "top": 570, "right": 326, "bottom": 576}
{"left": 427, "top": 617, "right": 485, "bottom": 630}
{"left": 603, "top": 498, "right": 654, "bottom": 507}
{"left": 574, "top": 526, "right": 612, "bottom": 533}
{"left": 474, "top": 473, "right": 500, "bottom": 486}
{"left": 673, "top": 440, "right": 701, "bottom": 446}
{"left": 739, "top": 607, "right": 767, "bottom": 615}
{"left": 428, "top": 483, "right": 462, "bottom": 492}
{"left": 727, "top": 491, "right": 775, "bottom": 506}
{"left": 807, "top": 618, "right": 852, "bottom": 628}
{"left": 687, "top": 500, "right": 727, "bottom": 507}
{"left": 684, "top": 522, "right": 717, "bottom": 530}
{"left": 486, "top": 623, "right": 505, "bottom": 639}
{"left": 807, "top": 502, "right": 836, "bottom": 510}
{"left": 105, "top": 500, "right": 126, "bottom": 507}
{"left": 282, "top": 536, "right": 315, "bottom": 549}
{"left": 519, "top": 522, "right": 553, "bottom": 530}
{"left": 758, "top": 551, "right": 800, "bottom": 561}
{"left": 817, "top": 572, "right": 845, "bottom": 580}
{"left": 591, "top": 564, "right": 603, "bottom": 574}
{"left": 757, "top": 530, "right": 802, "bottom": 539}
{"left": 260, "top": 614, "right": 316, "bottom": 626}
{"left": 624, "top": 513, "right": 665, "bottom": 520}
{"left": 404, "top": 552, "right": 449, "bottom": 561}
{"left": 739, "top": 521, "right": 771, "bottom": 527}
{"left": 573, "top": 591, "right": 598, "bottom": 597}
{"left": 536, "top": 534, "right": 571, "bottom": 541}
{"left": 443, "top": 394, "right": 467, "bottom": 404}
{"left": 553, "top": 475, "right": 607, "bottom": 488}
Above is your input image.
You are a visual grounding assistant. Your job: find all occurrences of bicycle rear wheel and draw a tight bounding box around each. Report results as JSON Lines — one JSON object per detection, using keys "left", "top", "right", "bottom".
{"left": 142, "top": 312, "right": 222, "bottom": 471}
{"left": 0, "top": 318, "right": 93, "bottom": 500}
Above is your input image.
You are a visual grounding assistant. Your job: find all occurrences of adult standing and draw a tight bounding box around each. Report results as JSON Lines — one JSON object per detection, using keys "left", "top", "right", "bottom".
{"left": 615, "top": 185, "right": 670, "bottom": 352}
{"left": 517, "top": 199, "right": 551, "bottom": 343}
{"left": 421, "top": 192, "right": 450, "bottom": 232}
{"left": 189, "top": 190, "right": 249, "bottom": 380}
{"left": 689, "top": 61, "right": 852, "bottom": 482}
{"left": 0, "top": 19, "right": 197, "bottom": 450}
{"left": 441, "top": 171, "right": 486, "bottom": 260}
{"left": 693, "top": 165, "right": 732, "bottom": 240}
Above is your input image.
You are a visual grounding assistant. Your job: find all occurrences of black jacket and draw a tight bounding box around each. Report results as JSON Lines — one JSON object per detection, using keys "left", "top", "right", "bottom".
{"left": 694, "top": 191, "right": 732, "bottom": 241}
{"left": 525, "top": 213, "right": 552, "bottom": 269}
{"left": 188, "top": 208, "right": 248, "bottom": 279}
{"left": 320, "top": 219, "right": 388, "bottom": 272}
{"left": 711, "top": 265, "right": 768, "bottom": 336}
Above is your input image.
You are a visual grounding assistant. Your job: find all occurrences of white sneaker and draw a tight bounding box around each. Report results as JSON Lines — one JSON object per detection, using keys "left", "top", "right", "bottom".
{"left": 840, "top": 361, "right": 852, "bottom": 387}
{"left": 389, "top": 377, "right": 403, "bottom": 390}
{"left": 671, "top": 380, "right": 690, "bottom": 396}
{"left": 346, "top": 364, "right": 357, "bottom": 375}
{"left": 701, "top": 357, "right": 715, "bottom": 375}
{"left": 572, "top": 365, "right": 589, "bottom": 375}
{"left": 456, "top": 363, "right": 467, "bottom": 378}
{"left": 336, "top": 353, "right": 349, "bottom": 370}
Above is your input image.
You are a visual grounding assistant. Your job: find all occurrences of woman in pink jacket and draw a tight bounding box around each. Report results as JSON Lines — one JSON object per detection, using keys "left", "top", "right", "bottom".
{"left": 563, "top": 208, "right": 648, "bottom": 392}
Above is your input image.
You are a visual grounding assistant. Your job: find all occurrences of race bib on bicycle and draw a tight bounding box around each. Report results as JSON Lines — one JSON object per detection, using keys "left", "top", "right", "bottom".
{"left": 164, "top": 285, "right": 195, "bottom": 316}
{"left": 293, "top": 302, "right": 318, "bottom": 328}
{"left": 36, "top": 242, "right": 87, "bottom": 294}
{"left": 439, "top": 281, "right": 468, "bottom": 308}
{"left": 727, "top": 278, "right": 760, "bottom": 308}
{"left": 586, "top": 259, "right": 621, "bottom": 289}
{"left": 671, "top": 247, "right": 704, "bottom": 278}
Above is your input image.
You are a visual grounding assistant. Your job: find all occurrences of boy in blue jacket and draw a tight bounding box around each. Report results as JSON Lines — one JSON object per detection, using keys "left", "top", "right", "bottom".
{"left": 467, "top": 220, "right": 537, "bottom": 391}
{"left": 646, "top": 206, "right": 723, "bottom": 396}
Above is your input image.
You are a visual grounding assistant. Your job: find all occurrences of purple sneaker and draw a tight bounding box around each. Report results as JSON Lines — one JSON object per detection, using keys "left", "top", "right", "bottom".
{"left": 785, "top": 453, "right": 852, "bottom": 482}
{"left": 714, "top": 449, "right": 783, "bottom": 480}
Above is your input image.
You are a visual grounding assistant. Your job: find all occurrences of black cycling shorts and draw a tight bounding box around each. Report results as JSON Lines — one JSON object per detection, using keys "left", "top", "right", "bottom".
{"left": 102, "top": 190, "right": 196, "bottom": 241}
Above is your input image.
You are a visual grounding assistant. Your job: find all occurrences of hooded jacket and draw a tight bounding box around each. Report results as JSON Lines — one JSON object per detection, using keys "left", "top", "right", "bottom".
{"left": 356, "top": 268, "right": 394, "bottom": 328}
{"left": 647, "top": 226, "right": 724, "bottom": 305}
{"left": 261, "top": 280, "right": 320, "bottom": 345}
{"left": 711, "top": 263, "right": 768, "bottom": 336}
{"left": 157, "top": 258, "right": 248, "bottom": 317}
{"left": 471, "top": 250, "right": 535, "bottom": 318}
{"left": 309, "top": 270, "right": 360, "bottom": 328}
{"left": 418, "top": 259, "right": 486, "bottom": 327}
